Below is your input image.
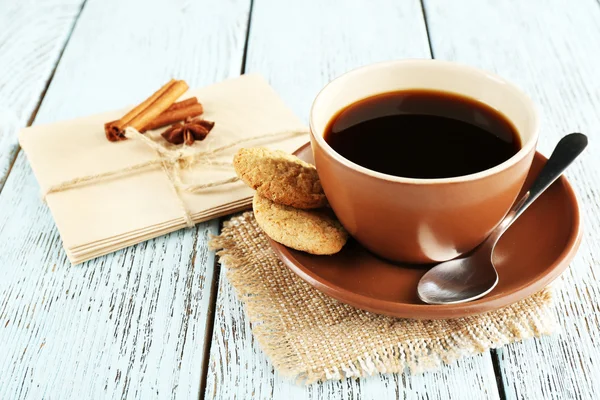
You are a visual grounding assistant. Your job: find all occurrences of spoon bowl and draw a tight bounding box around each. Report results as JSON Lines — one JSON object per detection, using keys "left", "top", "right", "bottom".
{"left": 417, "top": 249, "right": 498, "bottom": 304}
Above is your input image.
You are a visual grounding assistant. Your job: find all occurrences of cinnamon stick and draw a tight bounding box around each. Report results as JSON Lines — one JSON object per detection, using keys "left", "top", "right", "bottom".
{"left": 104, "top": 98, "right": 201, "bottom": 137}
{"left": 127, "top": 80, "right": 188, "bottom": 130}
{"left": 165, "top": 97, "right": 198, "bottom": 112}
{"left": 105, "top": 79, "right": 189, "bottom": 141}
{"left": 141, "top": 103, "right": 204, "bottom": 132}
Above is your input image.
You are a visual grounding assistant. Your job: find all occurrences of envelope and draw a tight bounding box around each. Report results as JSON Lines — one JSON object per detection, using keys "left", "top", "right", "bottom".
{"left": 19, "top": 74, "right": 309, "bottom": 264}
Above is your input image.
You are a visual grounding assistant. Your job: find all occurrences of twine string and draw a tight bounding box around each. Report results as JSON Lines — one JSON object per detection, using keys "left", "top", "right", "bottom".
{"left": 43, "top": 127, "right": 308, "bottom": 228}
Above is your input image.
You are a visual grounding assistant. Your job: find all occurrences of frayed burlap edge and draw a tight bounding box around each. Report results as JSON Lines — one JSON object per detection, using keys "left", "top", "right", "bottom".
{"left": 210, "top": 212, "right": 557, "bottom": 384}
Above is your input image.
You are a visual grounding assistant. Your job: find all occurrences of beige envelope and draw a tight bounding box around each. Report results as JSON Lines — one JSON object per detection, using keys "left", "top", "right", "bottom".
{"left": 19, "top": 74, "right": 309, "bottom": 264}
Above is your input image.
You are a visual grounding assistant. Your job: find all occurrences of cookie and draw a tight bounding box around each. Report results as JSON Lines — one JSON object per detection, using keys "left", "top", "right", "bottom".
{"left": 234, "top": 147, "right": 327, "bottom": 209}
{"left": 253, "top": 193, "right": 347, "bottom": 255}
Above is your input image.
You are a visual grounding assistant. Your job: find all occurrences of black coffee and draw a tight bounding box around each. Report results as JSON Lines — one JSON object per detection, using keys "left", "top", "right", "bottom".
{"left": 324, "top": 90, "right": 521, "bottom": 179}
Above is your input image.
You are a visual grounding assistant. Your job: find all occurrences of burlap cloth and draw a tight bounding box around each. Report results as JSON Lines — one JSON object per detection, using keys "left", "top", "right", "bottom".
{"left": 210, "top": 212, "right": 557, "bottom": 383}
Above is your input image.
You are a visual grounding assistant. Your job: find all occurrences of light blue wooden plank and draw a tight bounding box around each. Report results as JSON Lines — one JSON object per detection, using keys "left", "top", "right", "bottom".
{"left": 0, "top": 0, "right": 251, "bottom": 398}
{"left": 423, "top": 0, "right": 600, "bottom": 398}
{"left": 204, "top": 0, "right": 501, "bottom": 399}
{"left": 0, "top": 0, "right": 84, "bottom": 191}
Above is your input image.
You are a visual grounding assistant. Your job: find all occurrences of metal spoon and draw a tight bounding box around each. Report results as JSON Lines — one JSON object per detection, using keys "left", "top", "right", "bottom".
{"left": 417, "top": 133, "right": 588, "bottom": 305}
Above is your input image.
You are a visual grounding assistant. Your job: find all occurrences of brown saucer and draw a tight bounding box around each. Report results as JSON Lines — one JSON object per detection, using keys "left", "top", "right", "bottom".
{"left": 268, "top": 143, "right": 582, "bottom": 319}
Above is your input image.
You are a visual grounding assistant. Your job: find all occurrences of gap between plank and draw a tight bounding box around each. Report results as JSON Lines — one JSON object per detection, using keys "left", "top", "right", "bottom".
{"left": 419, "top": 0, "right": 435, "bottom": 58}
{"left": 0, "top": 0, "right": 89, "bottom": 196}
{"left": 198, "top": 2, "right": 255, "bottom": 398}
{"left": 240, "top": 0, "right": 256, "bottom": 75}
{"left": 198, "top": 220, "right": 223, "bottom": 400}
{"left": 491, "top": 349, "right": 508, "bottom": 400}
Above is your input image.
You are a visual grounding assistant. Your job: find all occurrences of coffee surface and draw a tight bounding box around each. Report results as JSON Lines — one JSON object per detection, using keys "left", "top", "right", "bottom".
{"left": 324, "top": 90, "right": 521, "bottom": 179}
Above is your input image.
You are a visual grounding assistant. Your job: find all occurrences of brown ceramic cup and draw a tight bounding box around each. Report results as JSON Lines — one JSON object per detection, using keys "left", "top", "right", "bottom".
{"left": 309, "top": 60, "right": 539, "bottom": 264}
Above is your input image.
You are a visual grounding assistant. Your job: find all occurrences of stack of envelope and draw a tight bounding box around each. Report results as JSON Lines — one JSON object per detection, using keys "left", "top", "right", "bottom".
{"left": 19, "top": 74, "right": 308, "bottom": 264}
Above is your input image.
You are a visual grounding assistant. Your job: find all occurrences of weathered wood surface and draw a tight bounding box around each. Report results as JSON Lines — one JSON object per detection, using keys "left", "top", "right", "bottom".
{"left": 0, "top": 0, "right": 250, "bottom": 398}
{"left": 423, "top": 0, "right": 600, "bottom": 398}
{"left": 204, "top": 0, "right": 501, "bottom": 399}
{"left": 0, "top": 0, "right": 85, "bottom": 191}
{"left": 2, "top": 0, "right": 600, "bottom": 398}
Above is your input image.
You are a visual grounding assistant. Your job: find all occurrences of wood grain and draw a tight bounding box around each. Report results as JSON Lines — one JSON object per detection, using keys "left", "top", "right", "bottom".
{"left": 423, "top": 0, "right": 600, "bottom": 398}
{"left": 0, "top": 0, "right": 84, "bottom": 192}
{"left": 205, "top": 0, "right": 501, "bottom": 398}
{"left": 0, "top": 0, "right": 250, "bottom": 398}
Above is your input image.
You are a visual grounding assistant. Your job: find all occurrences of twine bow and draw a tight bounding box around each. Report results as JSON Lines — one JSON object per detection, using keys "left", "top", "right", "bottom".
{"left": 43, "top": 127, "right": 309, "bottom": 227}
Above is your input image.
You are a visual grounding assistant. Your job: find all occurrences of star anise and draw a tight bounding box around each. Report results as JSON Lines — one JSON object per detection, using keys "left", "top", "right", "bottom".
{"left": 161, "top": 117, "right": 215, "bottom": 145}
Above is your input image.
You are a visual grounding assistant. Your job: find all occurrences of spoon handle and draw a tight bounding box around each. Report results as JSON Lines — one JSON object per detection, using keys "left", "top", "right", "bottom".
{"left": 490, "top": 133, "right": 587, "bottom": 242}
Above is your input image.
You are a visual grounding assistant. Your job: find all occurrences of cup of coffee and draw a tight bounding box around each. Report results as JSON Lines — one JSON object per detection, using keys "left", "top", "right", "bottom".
{"left": 309, "top": 59, "right": 539, "bottom": 264}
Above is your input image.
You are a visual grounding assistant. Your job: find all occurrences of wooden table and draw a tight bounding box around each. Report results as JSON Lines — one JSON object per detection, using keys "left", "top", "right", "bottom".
{"left": 1, "top": 0, "right": 598, "bottom": 398}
